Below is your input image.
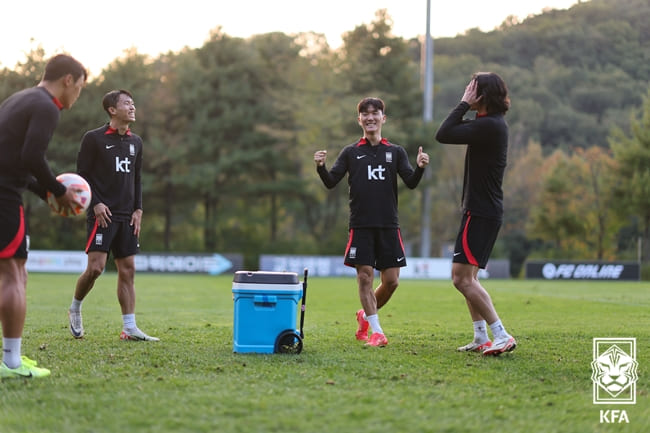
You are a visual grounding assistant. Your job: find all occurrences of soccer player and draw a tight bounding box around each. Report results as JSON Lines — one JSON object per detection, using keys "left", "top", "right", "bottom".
{"left": 314, "top": 97, "right": 429, "bottom": 347}
{"left": 435, "top": 72, "right": 516, "bottom": 355}
{"left": 68, "top": 90, "right": 159, "bottom": 342}
{"left": 0, "top": 54, "right": 87, "bottom": 378}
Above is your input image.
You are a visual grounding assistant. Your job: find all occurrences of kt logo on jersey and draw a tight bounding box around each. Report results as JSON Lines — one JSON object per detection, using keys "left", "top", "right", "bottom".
{"left": 115, "top": 157, "right": 131, "bottom": 173}
{"left": 367, "top": 165, "right": 386, "bottom": 180}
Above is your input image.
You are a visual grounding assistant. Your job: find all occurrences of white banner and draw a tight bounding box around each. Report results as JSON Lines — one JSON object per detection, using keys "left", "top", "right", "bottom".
{"left": 259, "top": 255, "right": 504, "bottom": 279}
{"left": 26, "top": 250, "right": 87, "bottom": 273}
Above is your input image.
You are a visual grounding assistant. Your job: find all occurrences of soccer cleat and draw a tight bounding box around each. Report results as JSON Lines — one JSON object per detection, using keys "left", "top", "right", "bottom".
{"left": 68, "top": 309, "right": 84, "bottom": 339}
{"left": 364, "top": 332, "right": 388, "bottom": 347}
{"left": 0, "top": 361, "right": 51, "bottom": 379}
{"left": 21, "top": 356, "right": 38, "bottom": 367}
{"left": 457, "top": 340, "right": 492, "bottom": 352}
{"left": 120, "top": 329, "right": 160, "bottom": 342}
{"left": 355, "top": 309, "right": 369, "bottom": 341}
{"left": 483, "top": 335, "right": 516, "bottom": 356}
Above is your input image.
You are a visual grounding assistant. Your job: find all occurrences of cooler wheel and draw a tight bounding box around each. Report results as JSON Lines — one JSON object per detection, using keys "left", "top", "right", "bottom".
{"left": 274, "top": 329, "right": 303, "bottom": 354}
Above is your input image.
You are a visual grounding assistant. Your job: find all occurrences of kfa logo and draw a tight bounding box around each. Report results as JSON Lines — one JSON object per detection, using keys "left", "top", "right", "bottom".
{"left": 599, "top": 410, "right": 629, "bottom": 424}
{"left": 115, "top": 156, "right": 131, "bottom": 173}
{"left": 367, "top": 165, "right": 386, "bottom": 180}
{"left": 592, "top": 338, "right": 637, "bottom": 424}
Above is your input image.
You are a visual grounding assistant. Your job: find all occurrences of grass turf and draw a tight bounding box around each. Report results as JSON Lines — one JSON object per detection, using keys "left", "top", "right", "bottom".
{"left": 0, "top": 274, "right": 648, "bottom": 432}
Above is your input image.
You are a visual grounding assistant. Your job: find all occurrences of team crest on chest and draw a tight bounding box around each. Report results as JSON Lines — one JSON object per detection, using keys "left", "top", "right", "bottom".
{"left": 385, "top": 152, "right": 392, "bottom": 163}
{"left": 129, "top": 144, "right": 135, "bottom": 156}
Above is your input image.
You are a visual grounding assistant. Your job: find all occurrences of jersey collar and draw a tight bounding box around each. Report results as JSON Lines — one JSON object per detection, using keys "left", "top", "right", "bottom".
{"left": 356, "top": 137, "right": 390, "bottom": 147}
{"left": 51, "top": 97, "right": 63, "bottom": 110}
{"left": 105, "top": 125, "right": 132, "bottom": 136}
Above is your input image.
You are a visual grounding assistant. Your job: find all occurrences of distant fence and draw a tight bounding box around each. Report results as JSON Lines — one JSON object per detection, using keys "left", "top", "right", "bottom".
{"left": 525, "top": 261, "right": 640, "bottom": 281}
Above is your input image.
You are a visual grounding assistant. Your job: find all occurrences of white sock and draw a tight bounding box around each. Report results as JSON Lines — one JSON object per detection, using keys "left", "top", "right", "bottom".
{"left": 122, "top": 314, "right": 136, "bottom": 331}
{"left": 489, "top": 319, "right": 509, "bottom": 340}
{"left": 70, "top": 298, "right": 82, "bottom": 312}
{"left": 473, "top": 320, "right": 489, "bottom": 343}
{"left": 2, "top": 337, "right": 22, "bottom": 369}
{"left": 366, "top": 314, "right": 384, "bottom": 335}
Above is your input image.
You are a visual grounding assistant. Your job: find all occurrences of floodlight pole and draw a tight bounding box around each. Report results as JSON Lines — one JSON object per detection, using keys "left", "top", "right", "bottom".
{"left": 423, "top": 0, "right": 434, "bottom": 123}
{"left": 420, "top": 0, "right": 434, "bottom": 257}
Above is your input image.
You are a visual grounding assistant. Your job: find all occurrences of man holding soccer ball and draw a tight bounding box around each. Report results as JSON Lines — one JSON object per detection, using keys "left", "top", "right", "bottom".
{"left": 68, "top": 90, "right": 158, "bottom": 342}
{"left": 0, "top": 54, "right": 87, "bottom": 378}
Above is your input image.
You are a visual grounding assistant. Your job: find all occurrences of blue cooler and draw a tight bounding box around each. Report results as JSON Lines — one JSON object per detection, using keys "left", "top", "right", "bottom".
{"left": 232, "top": 271, "right": 303, "bottom": 353}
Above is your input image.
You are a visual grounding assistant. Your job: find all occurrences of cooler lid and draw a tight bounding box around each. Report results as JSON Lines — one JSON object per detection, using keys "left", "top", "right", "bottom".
{"left": 233, "top": 271, "right": 299, "bottom": 284}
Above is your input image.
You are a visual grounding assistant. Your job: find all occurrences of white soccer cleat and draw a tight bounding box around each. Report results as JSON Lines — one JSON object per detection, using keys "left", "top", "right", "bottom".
{"left": 457, "top": 340, "right": 492, "bottom": 352}
{"left": 483, "top": 336, "right": 516, "bottom": 356}
{"left": 120, "top": 328, "right": 160, "bottom": 342}
{"left": 68, "top": 309, "right": 84, "bottom": 339}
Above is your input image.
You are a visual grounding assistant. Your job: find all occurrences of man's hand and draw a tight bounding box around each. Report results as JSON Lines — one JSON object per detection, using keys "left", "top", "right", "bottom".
{"left": 416, "top": 146, "right": 429, "bottom": 168}
{"left": 130, "top": 209, "right": 143, "bottom": 236}
{"left": 314, "top": 150, "right": 327, "bottom": 167}
{"left": 94, "top": 203, "right": 112, "bottom": 228}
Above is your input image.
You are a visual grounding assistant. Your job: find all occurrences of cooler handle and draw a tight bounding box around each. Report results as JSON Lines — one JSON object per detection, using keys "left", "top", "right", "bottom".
{"left": 253, "top": 295, "right": 277, "bottom": 306}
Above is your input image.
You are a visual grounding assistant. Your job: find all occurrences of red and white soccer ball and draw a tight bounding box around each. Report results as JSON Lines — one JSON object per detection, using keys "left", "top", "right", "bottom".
{"left": 47, "top": 173, "right": 92, "bottom": 217}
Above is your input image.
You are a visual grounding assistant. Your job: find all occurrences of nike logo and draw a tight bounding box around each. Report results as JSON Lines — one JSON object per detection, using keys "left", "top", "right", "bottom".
{"left": 105, "top": 145, "right": 115, "bottom": 149}
{"left": 356, "top": 155, "right": 367, "bottom": 159}
{"left": 453, "top": 252, "right": 461, "bottom": 256}
{"left": 397, "top": 257, "right": 405, "bottom": 262}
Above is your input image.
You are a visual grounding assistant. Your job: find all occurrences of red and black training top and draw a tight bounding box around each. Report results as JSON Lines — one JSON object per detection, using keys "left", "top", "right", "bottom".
{"left": 0, "top": 86, "right": 66, "bottom": 203}
{"left": 317, "top": 137, "right": 424, "bottom": 229}
{"left": 76, "top": 124, "right": 143, "bottom": 222}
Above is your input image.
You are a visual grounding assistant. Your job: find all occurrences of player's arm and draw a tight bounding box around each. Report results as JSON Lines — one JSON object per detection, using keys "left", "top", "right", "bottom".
{"left": 133, "top": 141, "right": 143, "bottom": 212}
{"left": 26, "top": 175, "right": 48, "bottom": 201}
{"left": 77, "top": 132, "right": 111, "bottom": 226}
{"left": 398, "top": 146, "right": 425, "bottom": 189}
{"left": 434, "top": 102, "right": 481, "bottom": 145}
{"left": 315, "top": 147, "right": 348, "bottom": 189}
{"left": 76, "top": 132, "right": 99, "bottom": 209}
{"left": 21, "top": 104, "right": 65, "bottom": 198}
{"left": 131, "top": 142, "right": 144, "bottom": 235}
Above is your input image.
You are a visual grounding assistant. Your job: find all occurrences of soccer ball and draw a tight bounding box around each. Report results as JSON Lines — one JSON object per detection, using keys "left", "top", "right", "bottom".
{"left": 47, "top": 173, "right": 92, "bottom": 217}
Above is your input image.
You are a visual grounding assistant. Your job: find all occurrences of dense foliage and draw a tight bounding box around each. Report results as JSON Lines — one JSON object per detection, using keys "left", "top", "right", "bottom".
{"left": 2, "top": 0, "right": 648, "bottom": 274}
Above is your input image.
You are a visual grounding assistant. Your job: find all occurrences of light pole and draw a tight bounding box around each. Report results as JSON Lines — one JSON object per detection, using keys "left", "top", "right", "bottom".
{"left": 420, "top": 0, "right": 434, "bottom": 257}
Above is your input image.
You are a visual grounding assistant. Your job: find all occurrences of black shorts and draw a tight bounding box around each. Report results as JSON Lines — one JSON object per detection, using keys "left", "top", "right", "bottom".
{"left": 0, "top": 202, "right": 29, "bottom": 259}
{"left": 85, "top": 219, "right": 139, "bottom": 259}
{"left": 452, "top": 211, "right": 501, "bottom": 269}
{"left": 344, "top": 227, "right": 406, "bottom": 270}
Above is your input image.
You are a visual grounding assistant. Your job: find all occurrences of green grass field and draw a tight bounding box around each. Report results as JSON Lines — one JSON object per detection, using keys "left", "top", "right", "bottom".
{"left": 0, "top": 273, "right": 648, "bottom": 433}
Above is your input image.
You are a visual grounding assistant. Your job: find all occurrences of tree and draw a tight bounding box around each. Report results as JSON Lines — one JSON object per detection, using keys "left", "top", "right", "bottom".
{"left": 527, "top": 146, "right": 622, "bottom": 260}
{"left": 502, "top": 141, "right": 545, "bottom": 275}
{"left": 572, "top": 147, "right": 621, "bottom": 260}
{"left": 610, "top": 89, "right": 650, "bottom": 261}
{"left": 527, "top": 149, "right": 587, "bottom": 258}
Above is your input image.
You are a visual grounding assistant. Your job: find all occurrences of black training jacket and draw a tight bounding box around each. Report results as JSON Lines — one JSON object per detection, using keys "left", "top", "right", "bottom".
{"left": 317, "top": 138, "right": 424, "bottom": 229}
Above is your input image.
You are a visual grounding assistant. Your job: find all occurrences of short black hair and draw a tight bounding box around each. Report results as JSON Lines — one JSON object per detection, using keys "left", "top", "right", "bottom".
{"left": 42, "top": 54, "right": 87, "bottom": 83}
{"left": 357, "top": 97, "right": 385, "bottom": 114}
{"left": 102, "top": 89, "right": 133, "bottom": 116}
